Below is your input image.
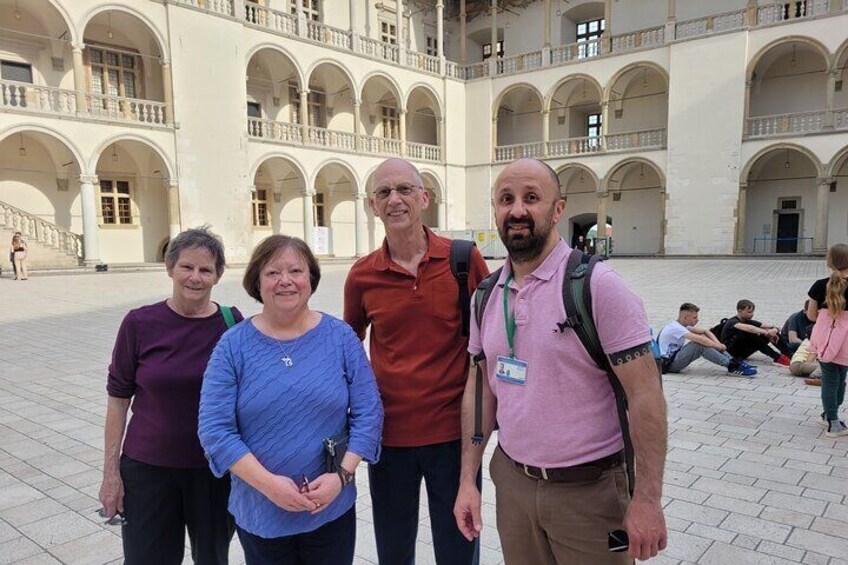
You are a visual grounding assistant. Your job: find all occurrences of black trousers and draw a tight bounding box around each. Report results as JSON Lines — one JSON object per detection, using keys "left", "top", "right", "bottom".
{"left": 368, "top": 440, "right": 480, "bottom": 565}
{"left": 236, "top": 506, "right": 356, "bottom": 565}
{"left": 120, "top": 455, "right": 234, "bottom": 565}
{"left": 726, "top": 332, "right": 791, "bottom": 361}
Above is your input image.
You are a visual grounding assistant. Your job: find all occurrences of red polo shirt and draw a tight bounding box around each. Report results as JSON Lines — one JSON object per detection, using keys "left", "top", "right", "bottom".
{"left": 344, "top": 228, "right": 489, "bottom": 447}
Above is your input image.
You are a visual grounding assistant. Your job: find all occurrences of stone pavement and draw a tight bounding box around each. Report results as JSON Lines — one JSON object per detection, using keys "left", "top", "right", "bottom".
{"left": 2, "top": 257, "right": 848, "bottom": 564}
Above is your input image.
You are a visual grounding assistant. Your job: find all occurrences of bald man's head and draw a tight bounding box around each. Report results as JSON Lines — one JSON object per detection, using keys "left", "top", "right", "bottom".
{"left": 372, "top": 158, "right": 424, "bottom": 189}
{"left": 493, "top": 158, "right": 561, "bottom": 200}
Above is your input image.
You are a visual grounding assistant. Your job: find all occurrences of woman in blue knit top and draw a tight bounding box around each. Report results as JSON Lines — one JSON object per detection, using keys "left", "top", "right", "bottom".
{"left": 199, "top": 236, "right": 383, "bottom": 564}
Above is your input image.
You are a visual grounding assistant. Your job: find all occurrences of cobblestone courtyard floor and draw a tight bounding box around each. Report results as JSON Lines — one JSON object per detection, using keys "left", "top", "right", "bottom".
{"left": 2, "top": 257, "right": 848, "bottom": 564}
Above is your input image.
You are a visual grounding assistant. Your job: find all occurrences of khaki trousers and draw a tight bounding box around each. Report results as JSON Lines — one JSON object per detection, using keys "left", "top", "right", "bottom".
{"left": 490, "top": 447, "right": 634, "bottom": 565}
{"left": 790, "top": 361, "right": 818, "bottom": 377}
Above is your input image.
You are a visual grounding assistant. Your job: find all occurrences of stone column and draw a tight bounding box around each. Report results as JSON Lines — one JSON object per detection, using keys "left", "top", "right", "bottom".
{"left": 399, "top": 109, "right": 407, "bottom": 156}
{"left": 600, "top": 101, "right": 610, "bottom": 149}
{"left": 814, "top": 177, "right": 831, "bottom": 253}
{"left": 745, "top": 0, "right": 758, "bottom": 26}
{"left": 349, "top": 0, "right": 358, "bottom": 50}
{"left": 354, "top": 193, "right": 369, "bottom": 256}
{"left": 460, "top": 0, "right": 467, "bottom": 64}
{"left": 743, "top": 80, "right": 752, "bottom": 135}
{"left": 665, "top": 0, "right": 676, "bottom": 41}
{"left": 824, "top": 70, "right": 837, "bottom": 130}
{"left": 396, "top": 0, "right": 405, "bottom": 52}
{"left": 734, "top": 183, "right": 747, "bottom": 254}
{"left": 542, "top": 110, "right": 550, "bottom": 157}
{"left": 438, "top": 117, "right": 446, "bottom": 162}
{"left": 166, "top": 180, "right": 181, "bottom": 240}
{"left": 353, "top": 100, "right": 362, "bottom": 151}
{"left": 492, "top": 117, "right": 499, "bottom": 161}
{"left": 490, "top": 0, "right": 498, "bottom": 75}
{"left": 436, "top": 0, "right": 445, "bottom": 57}
{"left": 300, "top": 89, "right": 309, "bottom": 141}
{"left": 597, "top": 191, "right": 608, "bottom": 239}
{"left": 72, "top": 45, "right": 86, "bottom": 115}
{"left": 543, "top": 0, "right": 552, "bottom": 48}
{"left": 161, "top": 60, "right": 175, "bottom": 124}
{"left": 302, "top": 189, "right": 315, "bottom": 249}
{"left": 79, "top": 174, "right": 101, "bottom": 265}
{"left": 658, "top": 188, "right": 667, "bottom": 255}
{"left": 437, "top": 199, "right": 447, "bottom": 230}
{"left": 296, "top": 0, "right": 306, "bottom": 37}
{"left": 603, "top": 0, "right": 613, "bottom": 52}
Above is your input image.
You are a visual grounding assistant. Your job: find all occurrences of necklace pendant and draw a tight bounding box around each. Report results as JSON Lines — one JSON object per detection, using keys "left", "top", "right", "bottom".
{"left": 281, "top": 356, "right": 293, "bottom": 367}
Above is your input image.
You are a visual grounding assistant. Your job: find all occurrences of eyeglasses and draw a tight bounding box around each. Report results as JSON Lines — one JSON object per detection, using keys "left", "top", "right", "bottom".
{"left": 97, "top": 508, "right": 128, "bottom": 526}
{"left": 372, "top": 184, "right": 422, "bottom": 200}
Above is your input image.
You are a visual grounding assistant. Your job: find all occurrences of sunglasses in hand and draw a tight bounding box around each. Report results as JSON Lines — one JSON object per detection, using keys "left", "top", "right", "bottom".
{"left": 97, "top": 508, "right": 127, "bottom": 526}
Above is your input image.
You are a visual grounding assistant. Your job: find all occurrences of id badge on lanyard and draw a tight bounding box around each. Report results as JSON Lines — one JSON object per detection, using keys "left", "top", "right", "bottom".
{"left": 497, "top": 272, "right": 528, "bottom": 386}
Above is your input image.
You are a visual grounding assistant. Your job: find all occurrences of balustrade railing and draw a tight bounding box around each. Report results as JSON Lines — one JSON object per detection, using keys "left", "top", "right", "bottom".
{"left": 551, "top": 39, "right": 604, "bottom": 64}
{"left": 406, "top": 51, "right": 441, "bottom": 75}
{"left": 247, "top": 117, "right": 303, "bottom": 142}
{"left": 307, "top": 126, "right": 356, "bottom": 150}
{"left": 747, "top": 111, "right": 826, "bottom": 137}
{"left": 1, "top": 80, "right": 77, "bottom": 115}
{"left": 758, "top": 0, "right": 829, "bottom": 25}
{"left": 306, "top": 20, "right": 351, "bottom": 49}
{"left": 604, "top": 129, "right": 667, "bottom": 151}
{"left": 405, "top": 141, "right": 441, "bottom": 162}
{"left": 835, "top": 109, "right": 848, "bottom": 131}
{"left": 0, "top": 200, "right": 82, "bottom": 261}
{"left": 86, "top": 93, "right": 168, "bottom": 125}
{"left": 611, "top": 26, "right": 665, "bottom": 52}
{"left": 494, "top": 142, "right": 545, "bottom": 163}
{"left": 244, "top": 2, "right": 296, "bottom": 35}
{"left": 359, "top": 134, "right": 403, "bottom": 156}
{"left": 461, "top": 62, "right": 489, "bottom": 80}
{"left": 547, "top": 136, "right": 602, "bottom": 157}
{"left": 497, "top": 51, "right": 544, "bottom": 75}
{"left": 173, "top": 0, "right": 234, "bottom": 16}
{"left": 357, "top": 36, "right": 400, "bottom": 64}
{"left": 675, "top": 10, "right": 746, "bottom": 39}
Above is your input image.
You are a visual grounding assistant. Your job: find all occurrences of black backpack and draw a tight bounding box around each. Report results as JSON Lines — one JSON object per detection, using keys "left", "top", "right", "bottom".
{"left": 449, "top": 239, "right": 477, "bottom": 337}
{"left": 709, "top": 318, "right": 729, "bottom": 342}
{"left": 470, "top": 250, "right": 642, "bottom": 494}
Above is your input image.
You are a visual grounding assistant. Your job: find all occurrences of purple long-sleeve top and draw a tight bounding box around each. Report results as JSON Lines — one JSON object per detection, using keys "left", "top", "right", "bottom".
{"left": 107, "top": 301, "right": 243, "bottom": 468}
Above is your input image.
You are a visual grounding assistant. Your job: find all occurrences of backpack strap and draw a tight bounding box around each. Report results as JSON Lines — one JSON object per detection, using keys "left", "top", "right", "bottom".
{"left": 219, "top": 305, "right": 237, "bottom": 329}
{"left": 450, "top": 239, "right": 477, "bottom": 337}
{"left": 470, "top": 267, "right": 502, "bottom": 445}
{"left": 561, "top": 251, "right": 636, "bottom": 495}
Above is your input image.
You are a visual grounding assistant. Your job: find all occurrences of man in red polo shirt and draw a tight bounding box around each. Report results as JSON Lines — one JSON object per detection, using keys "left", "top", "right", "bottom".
{"left": 344, "top": 158, "right": 488, "bottom": 565}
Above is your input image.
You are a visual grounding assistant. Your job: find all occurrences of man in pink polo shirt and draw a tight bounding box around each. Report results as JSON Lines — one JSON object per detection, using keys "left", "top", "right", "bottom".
{"left": 453, "top": 159, "right": 668, "bottom": 564}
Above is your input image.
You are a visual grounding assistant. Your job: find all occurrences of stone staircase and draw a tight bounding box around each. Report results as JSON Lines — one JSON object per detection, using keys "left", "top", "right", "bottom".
{"left": 0, "top": 200, "right": 83, "bottom": 271}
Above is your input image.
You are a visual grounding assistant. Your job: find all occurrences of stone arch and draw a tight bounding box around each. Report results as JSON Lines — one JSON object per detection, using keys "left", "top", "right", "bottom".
{"left": 0, "top": 124, "right": 85, "bottom": 173}
{"left": 741, "top": 143, "right": 824, "bottom": 181}
{"left": 604, "top": 61, "right": 669, "bottom": 103}
{"left": 311, "top": 158, "right": 360, "bottom": 194}
{"left": 245, "top": 43, "right": 305, "bottom": 88}
{"left": 79, "top": 3, "right": 169, "bottom": 60}
{"left": 405, "top": 82, "right": 443, "bottom": 118}
{"left": 492, "top": 82, "right": 545, "bottom": 120}
{"left": 747, "top": 36, "right": 832, "bottom": 81}
{"left": 306, "top": 59, "right": 357, "bottom": 100}
{"left": 249, "top": 152, "right": 309, "bottom": 188}
{"left": 359, "top": 71, "right": 405, "bottom": 113}
{"left": 556, "top": 163, "right": 601, "bottom": 247}
{"left": 89, "top": 133, "right": 175, "bottom": 178}
{"left": 601, "top": 157, "right": 665, "bottom": 255}
{"left": 545, "top": 74, "right": 604, "bottom": 113}
{"left": 828, "top": 145, "right": 848, "bottom": 179}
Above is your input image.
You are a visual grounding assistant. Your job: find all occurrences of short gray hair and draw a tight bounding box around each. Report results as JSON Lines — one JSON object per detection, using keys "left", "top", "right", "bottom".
{"left": 164, "top": 226, "right": 226, "bottom": 276}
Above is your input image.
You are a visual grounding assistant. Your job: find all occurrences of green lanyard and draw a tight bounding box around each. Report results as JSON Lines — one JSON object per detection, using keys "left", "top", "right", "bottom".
{"left": 503, "top": 272, "right": 516, "bottom": 357}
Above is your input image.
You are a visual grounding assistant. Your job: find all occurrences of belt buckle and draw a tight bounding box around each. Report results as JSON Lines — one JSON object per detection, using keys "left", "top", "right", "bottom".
{"left": 523, "top": 464, "right": 548, "bottom": 480}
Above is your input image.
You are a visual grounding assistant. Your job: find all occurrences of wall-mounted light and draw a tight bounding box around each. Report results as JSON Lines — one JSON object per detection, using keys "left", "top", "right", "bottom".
{"left": 790, "top": 45, "right": 797, "bottom": 67}
{"left": 784, "top": 150, "right": 791, "bottom": 169}
{"left": 18, "top": 133, "right": 26, "bottom": 157}
{"left": 641, "top": 69, "right": 648, "bottom": 88}
{"left": 111, "top": 144, "right": 118, "bottom": 162}
{"left": 639, "top": 164, "right": 645, "bottom": 180}
{"left": 13, "top": 0, "right": 21, "bottom": 20}
{"left": 107, "top": 13, "right": 114, "bottom": 39}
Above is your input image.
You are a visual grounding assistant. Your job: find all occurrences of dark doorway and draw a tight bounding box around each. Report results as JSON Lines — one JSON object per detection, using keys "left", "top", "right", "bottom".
{"left": 776, "top": 213, "right": 799, "bottom": 253}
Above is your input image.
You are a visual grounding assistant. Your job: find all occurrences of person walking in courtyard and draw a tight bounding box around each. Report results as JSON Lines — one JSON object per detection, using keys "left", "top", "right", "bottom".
{"left": 658, "top": 303, "right": 757, "bottom": 376}
{"left": 344, "top": 158, "right": 489, "bottom": 565}
{"left": 99, "top": 227, "right": 242, "bottom": 564}
{"left": 200, "top": 236, "right": 382, "bottom": 565}
{"left": 719, "top": 300, "right": 792, "bottom": 366}
{"left": 10, "top": 232, "right": 27, "bottom": 280}
{"left": 454, "top": 158, "right": 667, "bottom": 564}
{"left": 808, "top": 243, "right": 848, "bottom": 437}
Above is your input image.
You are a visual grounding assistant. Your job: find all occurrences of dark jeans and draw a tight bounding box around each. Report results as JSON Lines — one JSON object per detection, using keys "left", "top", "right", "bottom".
{"left": 236, "top": 506, "right": 356, "bottom": 565}
{"left": 368, "top": 440, "right": 480, "bottom": 565}
{"left": 820, "top": 362, "right": 848, "bottom": 421}
{"left": 726, "top": 333, "right": 791, "bottom": 361}
{"left": 120, "top": 455, "right": 234, "bottom": 565}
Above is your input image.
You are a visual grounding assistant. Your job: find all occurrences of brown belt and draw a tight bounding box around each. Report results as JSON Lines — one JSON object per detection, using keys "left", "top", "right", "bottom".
{"left": 499, "top": 445, "right": 623, "bottom": 483}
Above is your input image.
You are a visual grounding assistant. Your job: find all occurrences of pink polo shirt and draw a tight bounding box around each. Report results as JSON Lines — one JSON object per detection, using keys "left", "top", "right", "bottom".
{"left": 469, "top": 240, "right": 650, "bottom": 468}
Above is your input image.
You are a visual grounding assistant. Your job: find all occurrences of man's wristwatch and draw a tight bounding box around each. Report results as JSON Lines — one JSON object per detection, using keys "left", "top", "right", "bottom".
{"left": 337, "top": 467, "right": 355, "bottom": 487}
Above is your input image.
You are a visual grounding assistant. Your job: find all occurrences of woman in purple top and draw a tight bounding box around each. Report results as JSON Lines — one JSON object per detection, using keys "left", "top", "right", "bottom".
{"left": 199, "top": 235, "right": 382, "bottom": 565}
{"left": 98, "top": 227, "right": 243, "bottom": 565}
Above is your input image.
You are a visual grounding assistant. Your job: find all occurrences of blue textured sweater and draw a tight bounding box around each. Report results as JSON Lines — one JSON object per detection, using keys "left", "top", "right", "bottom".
{"left": 198, "top": 314, "right": 383, "bottom": 538}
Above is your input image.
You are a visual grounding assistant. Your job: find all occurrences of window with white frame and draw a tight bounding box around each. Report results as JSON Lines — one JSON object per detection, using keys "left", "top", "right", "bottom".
{"left": 380, "top": 21, "right": 398, "bottom": 45}
{"left": 290, "top": 0, "right": 321, "bottom": 21}
{"left": 587, "top": 112, "right": 602, "bottom": 148}
{"left": 426, "top": 36, "right": 439, "bottom": 56}
{"left": 87, "top": 46, "right": 140, "bottom": 100}
{"left": 314, "top": 193, "right": 326, "bottom": 227}
{"left": 381, "top": 106, "right": 399, "bottom": 139}
{"left": 252, "top": 189, "right": 270, "bottom": 227}
{"left": 577, "top": 18, "right": 604, "bottom": 59}
{"left": 99, "top": 179, "right": 134, "bottom": 225}
{"left": 1, "top": 60, "right": 33, "bottom": 83}
{"left": 482, "top": 41, "right": 504, "bottom": 60}
{"left": 289, "top": 83, "right": 300, "bottom": 123}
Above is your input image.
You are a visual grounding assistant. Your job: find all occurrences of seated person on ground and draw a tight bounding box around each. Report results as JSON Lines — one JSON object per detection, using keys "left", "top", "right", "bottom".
{"left": 790, "top": 338, "right": 819, "bottom": 378}
{"left": 658, "top": 303, "right": 757, "bottom": 376}
{"left": 780, "top": 301, "right": 815, "bottom": 353}
{"left": 719, "top": 299, "right": 792, "bottom": 367}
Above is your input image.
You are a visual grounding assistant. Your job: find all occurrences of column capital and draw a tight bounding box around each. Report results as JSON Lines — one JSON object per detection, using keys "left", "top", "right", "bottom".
{"left": 739, "top": 181, "right": 749, "bottom": 190}
{"left": 160, "top": 59, "right": 171, "bottom": 67}
{"left": 166, "top": 179, "right": 179, "bottom": 189}
{"left": 817, "top": 176, "right": 834, "bottom": 186}
{"left": 597, "top": 190, "right": 610, "bottom": 198}
{"left": 72, "top": 43, "right": 85, "bottom": 53}
{"left": 301, "top": 188, "right": 316, "bottom": 197}
{"left": 80, "top": 174, "right": 98, "bottom": 185}
{"left": 354, "top": 191, "right": 367, "bottom": 200}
